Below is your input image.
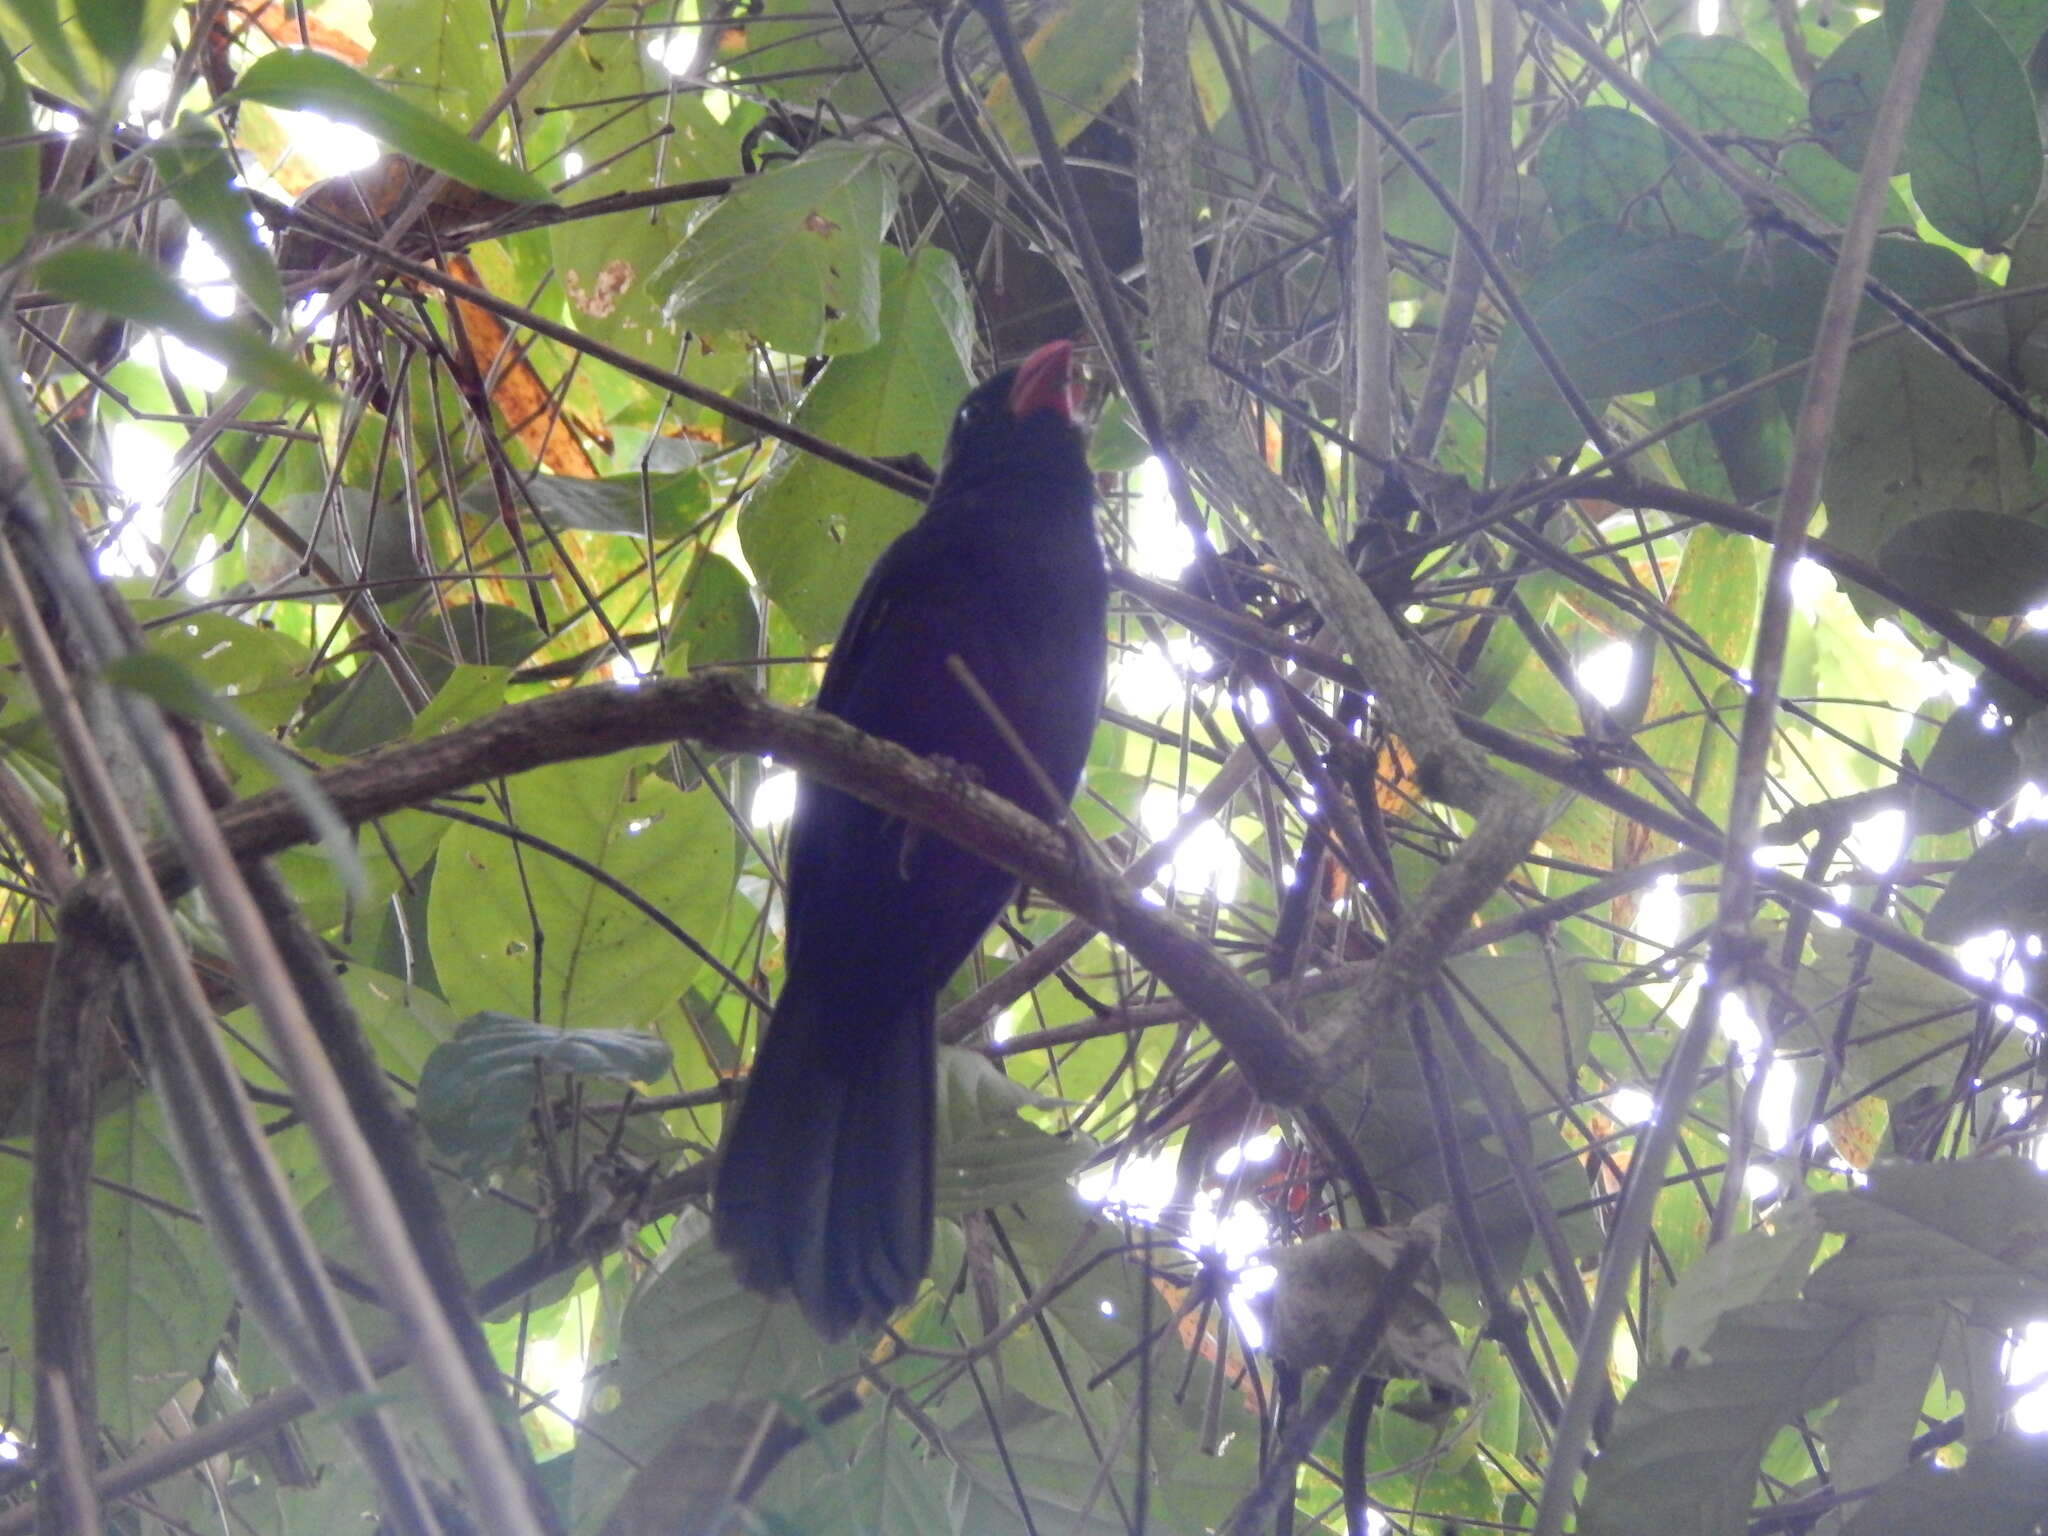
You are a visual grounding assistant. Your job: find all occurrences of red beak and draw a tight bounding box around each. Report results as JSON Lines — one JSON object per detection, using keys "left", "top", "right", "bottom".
{"left": 1006, "top": 339, "right": 1078, "bottom": 422}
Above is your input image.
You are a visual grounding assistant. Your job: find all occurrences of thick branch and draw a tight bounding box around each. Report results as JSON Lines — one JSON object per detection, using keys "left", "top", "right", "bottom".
{"left": 113, "top": 674, "right": 1322, "bottom": 1106}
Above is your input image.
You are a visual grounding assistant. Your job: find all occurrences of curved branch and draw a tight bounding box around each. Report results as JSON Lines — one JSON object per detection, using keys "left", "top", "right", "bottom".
{"left": 112, "top": 673, "right": 1324, "bottom": 1106}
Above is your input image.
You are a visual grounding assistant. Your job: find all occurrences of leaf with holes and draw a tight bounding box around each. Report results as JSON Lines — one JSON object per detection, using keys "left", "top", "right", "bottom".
{"left": 657, "top": 139, "right": 900, "bottom": 356}
{"left": 739, "top": 245, "right": 972, "bottom": 641}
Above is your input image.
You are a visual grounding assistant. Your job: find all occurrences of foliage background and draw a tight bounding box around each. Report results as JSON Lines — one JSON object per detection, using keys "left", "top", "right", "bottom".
{"left": 1, "top": 0, "right": 2048, "bottom": 1531}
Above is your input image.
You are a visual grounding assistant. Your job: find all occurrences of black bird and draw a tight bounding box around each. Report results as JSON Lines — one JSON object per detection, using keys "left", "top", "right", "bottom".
{"left": 713, "top": 341, "right": 1109, "bottom": 1339}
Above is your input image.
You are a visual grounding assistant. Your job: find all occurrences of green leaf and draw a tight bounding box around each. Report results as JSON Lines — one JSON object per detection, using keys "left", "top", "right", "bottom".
{"left": 656, "top": 139, "right": 900, "bottom": 356}
{"left": 1773, "top": 141, "right": 1914, "bottom": 227}
{"left": 365, "top": 0, "right": 500, "bottom": 133}
{"left": 1842, "top": 1433, "right": 2048, "bottom": 1535}
{"left": 570, "top": 1215, "right": 858, "bottom": 1532}
{"left": 104, "top": 649, "right": 367, "bottom": 903}
{"left": 1578, "top": 1301, "right": 1865, "bottom": 1536}
{"left": 0, "top": 46, "right": 35, "bottom": 265}
{"left": 1087, "top": 392, "right": 1149, "bottom": 472}
{"left": 1640, "top": 526, "right": 1758, "bottom": 817}
{"left": 1909, "top": 700, "right": 2022, "bottom": 834}
{"left": 1784, "top": 925, "right": 2010, "bottom": 1100}
{"left": 1821, "top": 333, "right": 2032, "bottom": 560}
{"left": 932, "top": 1049, "right": 1092, "bottom": 1216}
{"left": 663, "top": 551, "right": 760, "bottom": 675}
{"left": 781, "top": 1424, "right": 958, "bottom": 1536}
{"left": 0, "top": 1097, "right": 235, "bottom": 1442}
{"left": 1735, "top": 234, "right": 1981, "bottom": 349}
{"left": 1897, "top": 0, "right": 2043, "bottom": 249}
{"left": 460, "top": 469, "right": 710, "bottom": 539}
{"left": 1923, "top": 826, "right": 2048, "bottom": 942}
{"left": 1659, "top": 348, "right": 1788, "bottom": 505}
{"left": 1810, "top": 19, "right": 1895, "bottom": 171}
{"left": 125, "top": 597, "right": 316, "bottom": 733}
{"left": 0, "top": 0, "right": 93, "bottom": 94}
{"left": 1490, "top": 237, "right": 1754, "bottom": 476}
{"left": 146, "top": 114, "right": 286, "bottom": 326}
{"left": 1876, "top": 508, "right": 2048, "bottom": 615}
{"left": 1976, "top": 629, "right": 2048, "bottom": 722}
{"left": 427, "top": 750, "right": 735, "bottom": 1028}
{"left": 299, "top": 602, "right": 543, "bottom": 755}
{"left": 1645, "top": 34, "right": 1802, "bottom": 141}
{"left": 35, "top": 247, "right": 331, "bottom": 400}
{"left": 984, "top": 0, "right": 1140, "bottom": 153}
{"left": 80, "top": 0, "right": 154, "bottom": 76}
{"left": 547, "top": 27, "right": 735, "bottom": 352}
{"left": 1533, "top": 106, "right": 1669, "bottom": 233}
{"left": 1443, "top": 951, "right": 1596, "bottom": 1109}
{"left": 416, "top": 1011, "right": 671, "bottom": 1174}
{"left": 1659, "top": 1211, "right": 1825, "bottom": 1358}
{"left": 1809, "top": 1159, "right": 2048, "bottom": 1319}
{"left": 739, "top": 245, "right": 973, "bottom": 641}
{"left": 230, "top": 50, "right": 552, "bottom": 206}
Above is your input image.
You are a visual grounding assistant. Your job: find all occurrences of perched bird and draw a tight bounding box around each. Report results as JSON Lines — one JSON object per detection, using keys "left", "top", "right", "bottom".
{"left": 713, "top": 340, "right": 1109, "bottom": 1339}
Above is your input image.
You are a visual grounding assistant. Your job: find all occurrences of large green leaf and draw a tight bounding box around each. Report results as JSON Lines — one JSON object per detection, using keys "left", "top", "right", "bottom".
{"left": 1876, "top": 508, "right": 2048, "bottom": 615}
{"left": 0, "top": 0, "right": 176, "bottom": 95}
{"left": 1533, "top": 106, "right": 1669, "bottom": 233}
{"left": 1639, "top": 527, "right": 1758, "bottom": 815}
{"left": 1842, "top": 1433, "right": 2048, "bottom": 1535}
{"left": 984, "top": 0, "right": 1140, "bottom": 152}
{"left": 367, "top": 0, "right": 502, "bottom": 134}
{"left": 1908, "top": 698, "right": 2022, "bottom": 834}
{"left": 739, "top": 245, "right": 972, "bottom": 641}
{"left": 1821, "top": 334, "right": 2032, "bottom": 560}
{"left": 1578, "top": 1301, "right": 1865, "bottom": 1536}
{"left": 1734, "top": 234, "right": 1983, "bottom": 350}
{"left": 1490, "top": 237, "right": 1754, "bottom": 477}
{"left": 427, "top": 749, "right": 735, "bottom": 1029}
{"left": 1924, "top": 826, "right": 2048, "bottom": 942}
{"left": 1784, "top": 925, "right": 2014, "bottom": 1101}
{"left": 107, "top": 649, "right": 366, "bottom": 904}
{"left": 663, "top": 551, "right": 761, "bottom": 677}
{"left": 1809, "top": 1160, "right": 2048, "bottom": 1320}
{"left": 416, "top": 1011, "right": 672, "bottom": 1175}
{"left": 146, "top": 114, "right": 287, "bottom": 326}
{"left": 656, "top": 139, "right": 900, "bottom": 356}
{"left": 1895, "top": 0, "right": 2043, "bottom": 249}
{"left": 0, "top": 45, "right": 34, "bottom": 265}
{"left": 0, "top": 1097, "right": 234, "bottom": 1443}
{"left": 547, "top": 21, "right": 736, "bottom": 353}
{"left": 932, "top": 1048, "right": 1092, "bottom": 1216}
{"left": 459, "top": 469, "right": 710, "bottom": 539}
{"left": 1645, "top": 34, "right": 1802, "bottom": 140}
{"left": 35, "top": 247, "right": 331, "bottom": 400}
{"left": 1444, "top": 950, "right": 1596, "bottom": 1108}
{"left": 780, "top": 1423, "right": 957, "bottom": 1536}
{"left": 232, "top": 50, "right": 552, "bottom": 205}
{"left": 298, "top": 601, "right": 543, "bottom": 756}
{"left": 1810, "top": 18, "right": 1894, "bottom": 170}
{"left": 570, "top": 1216, "right": 858, "bottom": 1532}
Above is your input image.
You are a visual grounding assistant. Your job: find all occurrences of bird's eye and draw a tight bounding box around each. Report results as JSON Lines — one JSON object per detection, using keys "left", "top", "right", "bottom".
{"left": 955, "top": 401, "right": 982, "bottom": 430}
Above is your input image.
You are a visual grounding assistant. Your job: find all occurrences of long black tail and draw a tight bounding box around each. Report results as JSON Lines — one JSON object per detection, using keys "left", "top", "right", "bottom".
{"left": 711, "top": 978, "right": 935, "bottom": 1340}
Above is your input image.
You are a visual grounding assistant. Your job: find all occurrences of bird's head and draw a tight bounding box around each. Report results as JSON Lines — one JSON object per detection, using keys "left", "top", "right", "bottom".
{"left": 936, "top": 340, "right": 1091, "bottom": 495}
